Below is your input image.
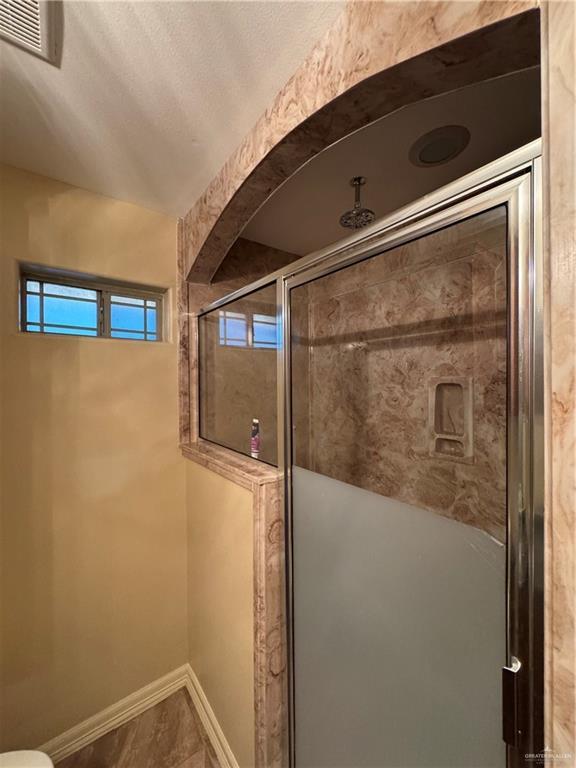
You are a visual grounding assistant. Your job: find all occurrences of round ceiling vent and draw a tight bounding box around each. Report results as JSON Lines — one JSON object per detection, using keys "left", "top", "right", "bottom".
{"left": 409, "top": 125, "right": 470, "bottom": 167}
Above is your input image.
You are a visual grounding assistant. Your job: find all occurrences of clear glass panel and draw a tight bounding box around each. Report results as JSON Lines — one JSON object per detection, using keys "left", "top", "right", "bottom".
{"left": 111, "top": 294, "right": 145, "bottom": 306}
{"left": 253, "top": 314, "right": 277, "bottom": 348}
{"left": 26, "top": 294, "right": 40, "bottom": 323}
{"left": 111, "top": 303, "right": 145, "bottom": 332}
{"left": 199, "top": 283, "right": 278, "bottom": 465}
{"left": 44, "top": 326, "right": 98, "bottom": 336}
{"left": 44, "top": 296, "right": 98, "bottom": 328}
{"left": 146, "top": 307, "right": 157, "bottom": 333}
{"left": 219, "top": 311, "right": 248, "bottom": 346}
{"left": 26, "top": 280, "right": 40, "bottom": 293}
{"left": 44, "top": 283, "right": 97, "bottom": 300}
{"left": 111, "top": 330, "right": 146, "bottom": 339}
{"left": 290, "top": 207, "right": 508, "bottom": 767}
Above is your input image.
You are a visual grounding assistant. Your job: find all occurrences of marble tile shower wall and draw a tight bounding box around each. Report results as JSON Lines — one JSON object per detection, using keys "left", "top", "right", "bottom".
{"left": 292, "top": 210, "right": 508, "bottom": 542}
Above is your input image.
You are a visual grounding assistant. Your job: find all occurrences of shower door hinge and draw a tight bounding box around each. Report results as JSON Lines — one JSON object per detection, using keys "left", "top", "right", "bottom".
{"left": 502, "top": 657, "right": 522, "bottom": 747}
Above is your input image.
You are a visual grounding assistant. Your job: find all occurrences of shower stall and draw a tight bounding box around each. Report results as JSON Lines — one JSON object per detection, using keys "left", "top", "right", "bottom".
{"left": 197, "top": 141, "right": 544, "bottom": 767}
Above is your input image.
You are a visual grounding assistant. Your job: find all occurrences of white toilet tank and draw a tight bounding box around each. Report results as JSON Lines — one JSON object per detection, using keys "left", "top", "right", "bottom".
{"left": 0, "top": 752, "right": 54, "bottom": 768}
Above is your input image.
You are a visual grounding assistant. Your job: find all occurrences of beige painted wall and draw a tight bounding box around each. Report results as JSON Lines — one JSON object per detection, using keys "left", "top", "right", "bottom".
{"left": 0, "top": 164, "right": 188, "bottom": 750}
{"left": 186, "top": 461, "right": 255, "bottom": 768}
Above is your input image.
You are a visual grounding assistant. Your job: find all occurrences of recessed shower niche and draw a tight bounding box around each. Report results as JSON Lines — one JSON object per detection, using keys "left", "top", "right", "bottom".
{"left": 429, "top": 377, "right": 474, "bottom": 461}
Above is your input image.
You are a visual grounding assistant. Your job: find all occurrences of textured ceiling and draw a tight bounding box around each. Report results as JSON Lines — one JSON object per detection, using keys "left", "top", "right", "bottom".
{"left": 0, "top": 1, "right": 343, "bottom": 216}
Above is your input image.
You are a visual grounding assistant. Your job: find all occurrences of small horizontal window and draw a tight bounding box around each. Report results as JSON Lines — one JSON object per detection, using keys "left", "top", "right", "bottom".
{"left": 20, "top": 268, "right": 165, "bottom": 341}
{"left": 218, "top": 309, "right": 277, "bottom": 349}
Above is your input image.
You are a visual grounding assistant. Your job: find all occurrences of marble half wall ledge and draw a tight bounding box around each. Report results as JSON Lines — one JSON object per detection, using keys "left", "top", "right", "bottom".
{"left": 181, "top": 439, "right": 282, "bottom": 491}
{"left": 182, "top": 439, "right": 288, "bottom": 768}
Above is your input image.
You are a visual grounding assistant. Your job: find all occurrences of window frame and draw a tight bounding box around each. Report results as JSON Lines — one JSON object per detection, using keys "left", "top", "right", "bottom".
{"left": 20, "top": 267, "right": 165, "bottom": 342}
{"left": 217, "top": 308, "right": 278, "bottom": 350}
{"left": 252, "top": 312, "right": 277, "bottom": 349}
{"left": 218, "top": 309, "right": 249, "bottom": 347}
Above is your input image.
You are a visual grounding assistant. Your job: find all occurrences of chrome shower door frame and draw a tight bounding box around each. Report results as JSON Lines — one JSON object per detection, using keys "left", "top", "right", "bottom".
{"left": 279, "top": 144, "right": 543, "bottom": 768}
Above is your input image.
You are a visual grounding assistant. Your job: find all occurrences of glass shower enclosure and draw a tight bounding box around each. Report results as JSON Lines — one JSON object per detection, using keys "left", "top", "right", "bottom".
{"left": 197, "top": 142, "right": 544, "bottom": 767}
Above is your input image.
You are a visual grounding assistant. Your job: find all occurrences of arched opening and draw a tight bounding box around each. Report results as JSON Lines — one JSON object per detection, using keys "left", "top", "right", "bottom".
{"left": 185, "top": 9, "right": 540, "bottom": 284}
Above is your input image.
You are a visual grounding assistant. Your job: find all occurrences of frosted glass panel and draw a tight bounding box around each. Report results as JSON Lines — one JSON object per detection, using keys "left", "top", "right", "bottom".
{"left": 292, "top": 467, "right": 506, "bottom": 768}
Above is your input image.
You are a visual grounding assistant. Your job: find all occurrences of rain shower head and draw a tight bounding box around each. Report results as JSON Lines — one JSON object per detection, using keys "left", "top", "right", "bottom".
{"left": 339, "top": 176, "right": 375, "bottom": 230}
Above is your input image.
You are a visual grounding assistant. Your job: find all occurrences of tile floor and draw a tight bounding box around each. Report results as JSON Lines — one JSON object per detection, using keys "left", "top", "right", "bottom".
{"left": 56, "top": 689, "right": 219, "bottom": 768}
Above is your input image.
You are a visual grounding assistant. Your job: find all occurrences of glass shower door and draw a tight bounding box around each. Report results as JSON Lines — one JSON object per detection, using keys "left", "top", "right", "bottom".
{"left": 288, "top": 206, "right": 509, "bottom": 767}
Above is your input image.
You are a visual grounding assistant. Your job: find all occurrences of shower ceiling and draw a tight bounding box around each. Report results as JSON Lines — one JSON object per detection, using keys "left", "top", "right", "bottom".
{"left": 242, "top": 67, "right": 541, "bottom": 256}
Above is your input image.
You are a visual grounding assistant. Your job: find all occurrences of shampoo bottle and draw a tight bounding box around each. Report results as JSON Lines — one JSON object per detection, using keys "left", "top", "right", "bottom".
{"left": 250, "top": 418, "right": 261, "bottom": 459}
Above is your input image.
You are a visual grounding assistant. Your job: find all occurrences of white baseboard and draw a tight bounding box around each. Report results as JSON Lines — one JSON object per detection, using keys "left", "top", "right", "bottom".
{"left": 182, "top": 666, "right": 239, "bottom": 768}
{"left": 38, "top": 664, "right": 239, "bottom": 768}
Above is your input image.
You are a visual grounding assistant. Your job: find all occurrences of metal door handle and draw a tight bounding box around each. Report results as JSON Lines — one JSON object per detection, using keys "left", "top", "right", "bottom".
{"left": 502, "top": 656, "right": 522, "bottom": 747}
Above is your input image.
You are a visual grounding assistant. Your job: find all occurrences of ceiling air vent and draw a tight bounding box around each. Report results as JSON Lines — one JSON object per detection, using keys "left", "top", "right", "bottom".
{"left": 0, "top": 0, "right": 56, "bottom": 62}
